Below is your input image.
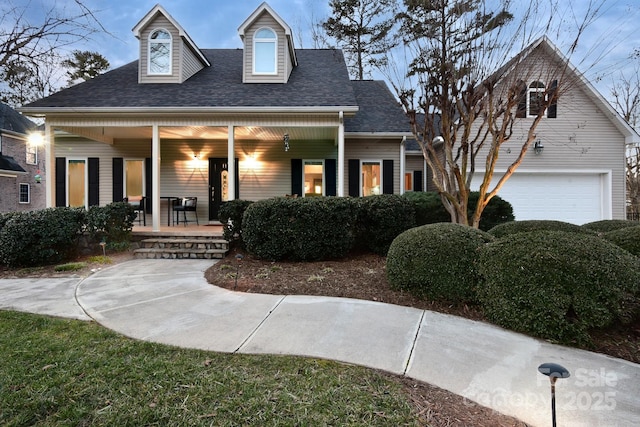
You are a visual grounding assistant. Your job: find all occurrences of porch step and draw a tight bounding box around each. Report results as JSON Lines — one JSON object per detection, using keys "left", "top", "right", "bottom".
{"left": 133, "top": 237, "right": 229, "bottom": 260}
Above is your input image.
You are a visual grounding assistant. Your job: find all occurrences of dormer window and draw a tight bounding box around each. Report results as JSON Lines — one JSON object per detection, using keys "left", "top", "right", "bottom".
{"left": 149, "top": 29, "right": 172, "bottom": 74}
{"left": 253, "top": 27, "right": 277, "bottom": 74}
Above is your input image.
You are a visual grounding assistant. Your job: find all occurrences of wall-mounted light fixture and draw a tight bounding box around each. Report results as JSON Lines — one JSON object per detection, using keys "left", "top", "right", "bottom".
{"left": 534, "top": 139, "right": 544, "bottom": 155}
{"left": 283, "top": 133, "right": 290, "bottom": 151}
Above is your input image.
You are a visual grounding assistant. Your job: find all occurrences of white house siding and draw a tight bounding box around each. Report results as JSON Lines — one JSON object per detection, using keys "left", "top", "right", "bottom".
{"left": 181, "top": 43, "right": 204, "bottom": 82}
{"left": 345, "top": 139, "right": 402, "bottom": 195}
{"left": 405, "top": 154, "right": 425, "bottom": 191}
{"left": 243, "top": 12, "right": 288, "bottom": 84}
{"left": 138, "top": 15, "right": 181, "bottom": 84}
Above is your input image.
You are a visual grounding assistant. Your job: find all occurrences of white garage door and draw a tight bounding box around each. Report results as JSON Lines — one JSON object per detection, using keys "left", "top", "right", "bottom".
{"left": 472, "top": 173, "right": 607, "bottom": 225}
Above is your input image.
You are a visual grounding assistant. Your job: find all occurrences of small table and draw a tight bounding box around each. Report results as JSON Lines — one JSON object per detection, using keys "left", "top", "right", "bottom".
{"left": 160, "top": 196, "right": 179, "bottom": 226}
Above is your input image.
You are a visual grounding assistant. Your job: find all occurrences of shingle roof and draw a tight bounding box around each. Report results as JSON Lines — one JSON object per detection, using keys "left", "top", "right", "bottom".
{"left": 0, "top": 155, "right": 26, "bottom": 174}
{"left": 0, "top": 103, "right": 36, "bottom": 135}
{"left": 345, "top": 80, "right": 411, "bottom": 134}
{"left": 24, "top": 49, "right": 358, "bottom": 109}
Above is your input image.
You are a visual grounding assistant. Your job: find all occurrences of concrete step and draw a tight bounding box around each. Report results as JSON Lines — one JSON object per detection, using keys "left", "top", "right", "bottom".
{"left": 133, "top": 247, "right": 227, "bottom": 259}
{"left": 133, "top": 236, "right": 229, "bottom": 260}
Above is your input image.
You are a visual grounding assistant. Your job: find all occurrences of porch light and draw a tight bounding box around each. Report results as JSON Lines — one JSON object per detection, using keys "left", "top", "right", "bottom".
{"left": 27, "top": 132, "right": 45, "bottom": 147}
{"left": 283, "top": 133, "right": 290, "bottom": 151}
{"left": 538, "top": 362, "right": 570, "bottom": 427}
{"left": 534, "top": 139, "right": 544, "bottom": 154}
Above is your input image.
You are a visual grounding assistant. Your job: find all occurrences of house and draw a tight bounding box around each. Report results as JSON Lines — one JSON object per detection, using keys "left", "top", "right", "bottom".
{"left": 405, "top": 37, "right": 639, "bottom": 225}
{"left": 0, "top": 103, "right": 45, "bottom": 213}
{"left": 19, "top": 2, "right": 412, "bottom": 231}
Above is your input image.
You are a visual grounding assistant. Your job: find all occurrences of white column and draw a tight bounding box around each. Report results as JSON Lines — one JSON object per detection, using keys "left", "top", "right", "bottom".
{"left": 44, "top": 122, "right": 54, "bottom": 207}
{"left": 338, "top": 111, "right": 345, "bottom": 197}
{"left": 227, "top": 125, "right": 235, "bottom": 201}
{"left": 152, "top": 124, "right": 161, "bottom": 231}
{"left": 400, "top": 136, "right": 406, "bottom": 194}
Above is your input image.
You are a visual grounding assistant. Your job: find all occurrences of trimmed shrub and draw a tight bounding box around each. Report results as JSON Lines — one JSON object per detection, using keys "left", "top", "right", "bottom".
{"left": 487, "top": 220, "right": 591, "bottom": 238}
{"left": 218, "top": 199, "right": 254, "bottom": 244}
{"left": 386, "top": 223, "right": 493, "bottom": 303}
{"left": 402, "top": 191, "right": 514, "bottom": 231}
{"left": 477, "top": 231, "right": 640, "bottom": 345}
{"left": 0, "top": 207, "right": 86, "bottom": 267}
{"left": 85, "top": 202, "right": 136, "bottom": 249}
{"left": 355, "top": 194, "right": 416, "bottom": 255}
{"left": 582, "top": 219, "right": 640, "bottom": 233}
{"left": 603, "top": 225, "right": 640, "bottom": 257}
{"left": 243, "top": 197, "right": 357, "bottom": 261}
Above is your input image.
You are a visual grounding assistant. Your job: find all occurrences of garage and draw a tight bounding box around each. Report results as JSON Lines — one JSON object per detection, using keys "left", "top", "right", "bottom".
{"left": 472, "top": 172, "right": 611, "bottom": 225}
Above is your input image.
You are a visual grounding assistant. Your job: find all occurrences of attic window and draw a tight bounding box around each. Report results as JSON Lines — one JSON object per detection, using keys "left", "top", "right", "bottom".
{"left": 253, "top": 27, "right": 277, "bottom": 75}
{"left": 149, "top": 29, "right": 172, "bottom": 75}
{"left": 527, "top": 81, "right": 545, "bottom": 117}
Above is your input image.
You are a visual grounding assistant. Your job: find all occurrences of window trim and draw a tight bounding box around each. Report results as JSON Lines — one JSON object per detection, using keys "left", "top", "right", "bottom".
{"left": 360, "top": 160, "right": 383, "bottom": 197}
{"left": 19, "top": 183, "right": 30, "bottom": 204}
{"left": 302, "top": 159, "right": 325, "bottom": 197}
{"left": 123, "top": 158, "right": 146, "bottom": 199}
{"left": 148, "top": 28, "right": 172, "bottom": 75}
{"left": 527, "top": 81, "right": 546, "bottom": 117}
{"left": 26, "top": 143, "right": 37, "bottom": 165}
{"left": 253, "top": 27, "right": 277, "bottom": 75}
{"left": 66, "top": 157, "right": 88, "bottom": 208}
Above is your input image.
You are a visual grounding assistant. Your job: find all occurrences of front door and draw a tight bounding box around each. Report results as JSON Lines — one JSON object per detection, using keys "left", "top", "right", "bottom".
{"left": 208, "top": 158, "right": 239, "bottom": 221}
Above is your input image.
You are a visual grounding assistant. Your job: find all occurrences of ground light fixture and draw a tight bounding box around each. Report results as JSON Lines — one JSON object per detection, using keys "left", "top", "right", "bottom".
{"left": 538, "top": 362, "right": 570, "bottom": 427}
{"left": 234, "top": 254, "right": 244, "bottom": 290}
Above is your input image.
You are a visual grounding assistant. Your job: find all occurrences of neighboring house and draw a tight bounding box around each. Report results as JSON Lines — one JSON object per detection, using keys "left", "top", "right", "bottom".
{"left": 405, "top": 37, "right": 640, "bottom": 224}
{"left": 0, "top": 103, "right": 45, "bottom": 213}
{"left": 20, "top": 2, "right": 412, "bottom": 230}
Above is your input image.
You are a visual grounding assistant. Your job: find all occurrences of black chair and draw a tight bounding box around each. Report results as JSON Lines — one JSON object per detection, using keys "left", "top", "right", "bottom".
{"left": 125, "top": 196, "right": 146, "bottom": 226}
{"left": 173, "top": 197, "right": 198, "bottom": 226}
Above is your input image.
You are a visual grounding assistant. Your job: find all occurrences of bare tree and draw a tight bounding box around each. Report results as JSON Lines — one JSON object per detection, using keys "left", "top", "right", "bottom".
{"left": 381, "top": 0, "right": 608, "bottom": 228}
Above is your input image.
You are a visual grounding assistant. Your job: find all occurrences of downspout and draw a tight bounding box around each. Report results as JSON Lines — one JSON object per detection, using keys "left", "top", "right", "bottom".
{"left": 338, "top": 111, "right": 345, "bottom": 197}
{"left": 400, "top": 136, "right": 406, "bottom": 194}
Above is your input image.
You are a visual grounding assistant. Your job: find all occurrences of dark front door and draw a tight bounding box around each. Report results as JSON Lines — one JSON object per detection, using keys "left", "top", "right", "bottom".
{"left": 208, "top": 158, "right": 239, "bottom": 221}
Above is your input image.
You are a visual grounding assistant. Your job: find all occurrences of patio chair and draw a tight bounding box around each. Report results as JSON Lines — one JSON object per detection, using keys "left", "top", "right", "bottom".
{"left": 173, "top": 197, "right": 199, "bottom": 226}
{"left": 125, "top": 196, "right": 146, "bottom": 226}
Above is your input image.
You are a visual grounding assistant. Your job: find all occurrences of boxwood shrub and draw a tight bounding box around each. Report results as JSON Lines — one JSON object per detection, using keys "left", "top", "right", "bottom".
{"left": 582, "top": 219, "right": 640, "bottom": 233}
{"left": 603, "top": 225, "right": 640, "bottom": 257}
{"left": 85, "top": 202, "right": 136, "bottom": 249}
{"left": 218, "top": 199, "right": 254, "bottom": 244}
{"left": 354, "top": 194, "right": 416, "bottom": 255}
{"left": 402, "top": 191, "right": 514, "bottom": 231}
{"left": 242, "top": 197, "right": 357, "bottom": 261}
{"left": 386, "top": 223, "right": 493, "bottom": 303}
{"left": 487, "top": 220, "right": 590, "bottom": 238}
{"left": 0, "top": 207, "right": 86, "bottom": 267}
{"left": 477, "top": 231, "right": 640, "bottom": 345}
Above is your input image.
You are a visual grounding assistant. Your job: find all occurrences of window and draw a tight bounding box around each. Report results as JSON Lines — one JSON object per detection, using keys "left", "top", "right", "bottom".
{"left": 303, "top": 160, "right": 324, "bottom": 197}
{"left": 67, "top": 159, "right": 87, "bottom": 207}
{"left": 527, "top": 81, "right": 546, "bottom": 117}
{"left": 149, "top": 29, "right": 172, "bottom": 74}
{"left": 125, "top": 159, "right": 145, "bottom": 199}
{"left": 254, "top": 27, "right": 277, "bottom": 74}
{"left": 26, "top": 143, "right": 37, "bottom": 165}
{"left": 362, "top": 161, "right": 382, "bottom": 196}
{"left": 19, "top": 183, "right": 30, "bottom": 204}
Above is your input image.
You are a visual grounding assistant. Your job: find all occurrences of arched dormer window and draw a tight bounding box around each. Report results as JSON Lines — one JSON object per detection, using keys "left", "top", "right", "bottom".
{"left": 527, "top": 81, "right": 545, "bottom": 117}
{"left": 253, "top": 27, "right": 277, "bottom": 74}
{"left": 149, "top": 29, "right": 172, "bottom": 75}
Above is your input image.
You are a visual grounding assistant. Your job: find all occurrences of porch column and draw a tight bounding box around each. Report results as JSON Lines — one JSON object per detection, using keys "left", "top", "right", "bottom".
{"left": 152, "top": 124, "right": 161, "bottom": 231}
{"left": 338, "top": 111, "right": 345, "bottom": 197}
{"left": 44, "top": 122, "right": 55, "bottom": 207}
{"left": 400, "top": 136, "right": 406, "bottom": 194}
{"left": 227, "top": 125, "right": 235, "bottom": 201}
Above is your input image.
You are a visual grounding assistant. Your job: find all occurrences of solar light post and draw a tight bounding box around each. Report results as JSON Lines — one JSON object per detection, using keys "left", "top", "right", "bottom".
{"left": 538, "top": 362, "right": 570, "bottom": 427}
{"left": 234, "top": 254, "right": 244, "bottom": 290}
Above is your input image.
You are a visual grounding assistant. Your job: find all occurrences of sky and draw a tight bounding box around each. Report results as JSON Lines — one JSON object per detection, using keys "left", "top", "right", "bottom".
{"left": 13, "top": 0, "right": 640, "bottom": 101}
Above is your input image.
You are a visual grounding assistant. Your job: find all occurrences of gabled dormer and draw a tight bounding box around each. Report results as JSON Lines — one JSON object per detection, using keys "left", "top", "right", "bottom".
{"left": 238, "top": 2, "right": 298, "bottom": 84}
{"left": 132, "top": 4, "right": 210, "bottom": 84}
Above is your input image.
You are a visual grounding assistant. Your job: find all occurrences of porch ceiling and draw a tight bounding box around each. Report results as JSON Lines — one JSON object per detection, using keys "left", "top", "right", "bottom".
{"left": 58, "top": 125, "right": 338, "bottom": 142}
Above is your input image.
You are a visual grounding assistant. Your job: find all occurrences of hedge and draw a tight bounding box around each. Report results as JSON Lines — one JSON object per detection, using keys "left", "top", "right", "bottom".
{"left": 582, "top": 219, "right": 640, "bottom": 233}
{"left": 487, "top": 220, "right": 591, "bottom": 238}
{"left": 603, "top": 225, "right": 640, "bottom": 257}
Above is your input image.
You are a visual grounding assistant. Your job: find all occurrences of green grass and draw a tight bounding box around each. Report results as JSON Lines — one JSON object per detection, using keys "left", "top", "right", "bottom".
{"left": 53, "top": 262, "right": 87, "bottom": 272}
{"left": 0, "top": 311, "right": 418, "bottom": 426}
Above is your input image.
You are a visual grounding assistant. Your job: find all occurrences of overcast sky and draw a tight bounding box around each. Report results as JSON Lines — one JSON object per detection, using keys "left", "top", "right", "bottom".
{"left": 20, "top": 0, "right": 640, "bottom": 99}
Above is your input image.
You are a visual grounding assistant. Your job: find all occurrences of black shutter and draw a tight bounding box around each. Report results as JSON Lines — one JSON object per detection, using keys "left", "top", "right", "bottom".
{"left": 145, "top": 158, "right": 152, "bottom": 213}
{"left": 88, "top": 158, "right": 99, "bottom": 206}
{"left": 348, "top": 159, "right": 360, "bottom": 197}
{"left": 325, "top": 158, "right": 336, "bottom": 196}
{"left": 234, "top": 158, "right": 240, "bottom": 199}
{"left": 112, "top": 158, "right": 124, "bottom": 202}
{"left": 516, "top": 80, "right": 527, "bottom": 118}
{"left": 413, "top": 170, "right": 423, "bottom": 192}
{"left": 55, "top": 157, "right": 66, "bottom": 207}
{"left": 547, "top": 79, "right": 558, "bottom": 118}
{"left": 383, "top": 160, "right": 394, "bottom": 194}
{"left": 291, "top": 159, "right": 302, "bottom": 196}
